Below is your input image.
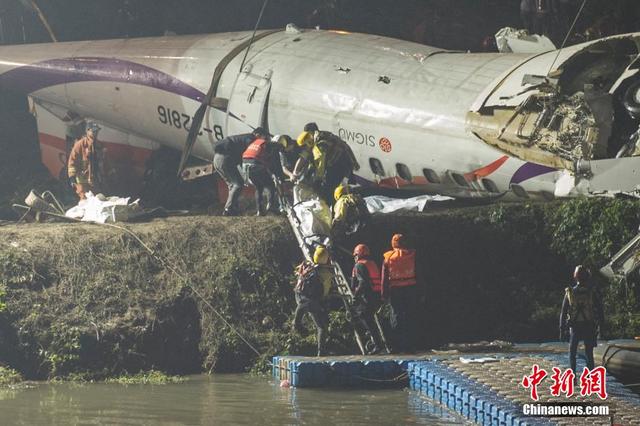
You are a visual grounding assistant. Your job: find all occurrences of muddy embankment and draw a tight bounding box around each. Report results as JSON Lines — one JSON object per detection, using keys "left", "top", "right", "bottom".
{"left": 1, "top": 198, "right": 640, "bottom": 380}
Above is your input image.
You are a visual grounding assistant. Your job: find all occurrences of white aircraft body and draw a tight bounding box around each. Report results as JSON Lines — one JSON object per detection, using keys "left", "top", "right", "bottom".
{"left": 1, "top": 25, "right": 640, "bottom": 199}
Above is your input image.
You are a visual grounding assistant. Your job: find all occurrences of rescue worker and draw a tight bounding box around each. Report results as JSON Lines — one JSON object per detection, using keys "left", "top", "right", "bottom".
{"left": 213, "top": 128, "right": 267, "bottom": 215}
{"left": 381, "top": 233, "right": 422, "bottom": 353}
{"left": 292, "top": 246, "right": 334, "bottom": 356}
{"left": 68, "top": 122, "right": 101, "bottom": 200}
{"left": 242, "top": 135, "right": 278, "bottom": 216}
{"left": 332, "top": 184, "right": 370, "bottom": 238}
{"left": 275, "top": 134, "right": 303, "bottom": 181}
{"left": 351, "top": 243, "right": 385, "bottom": 354}
{"left": 559, "top": 265, "right": 604, "bottom": 376}
{"left": 292, "top": 127, "right": 359, "bottom": 204}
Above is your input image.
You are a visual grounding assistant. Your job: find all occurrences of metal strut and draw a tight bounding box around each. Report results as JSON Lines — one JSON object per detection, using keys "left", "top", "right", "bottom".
{"left": 274, "top": 177, "right": 369, "bottom": 355}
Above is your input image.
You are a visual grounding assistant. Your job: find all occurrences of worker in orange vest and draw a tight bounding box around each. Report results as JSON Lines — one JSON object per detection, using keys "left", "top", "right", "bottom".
{"left": 381, "top": 233, "right": 422, "bottom": 353}
{"left": 242, "top": 135, "right": 279, "bottom": 216}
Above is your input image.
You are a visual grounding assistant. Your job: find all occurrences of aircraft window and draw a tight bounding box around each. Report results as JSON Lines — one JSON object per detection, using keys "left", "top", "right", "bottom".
{"left": 395, "top": 163, "right": 412, "bottom": 181}
{"left": 450, "top": 172, "right": 469, "bottom": 187}
{"left": 510, "top": 184, "right": 529, "bottom": 198}
{"left": 422, "top": 168, "right": 440, "bottom": 184}
{"left": 481, "top": 178, "right": 499, "bottom": 193}
{"left": 369, "top": 158, "right": 385, "bottom": 176}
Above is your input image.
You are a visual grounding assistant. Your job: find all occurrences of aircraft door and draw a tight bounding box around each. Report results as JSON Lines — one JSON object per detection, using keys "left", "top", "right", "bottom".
{"left": 225, "top": 65, "right": 272, "bottom": 136}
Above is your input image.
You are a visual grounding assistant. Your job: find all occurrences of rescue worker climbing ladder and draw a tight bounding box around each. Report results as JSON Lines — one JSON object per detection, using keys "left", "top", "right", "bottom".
{"left": 273, "top": 175, "right": 386, "bottom": 355}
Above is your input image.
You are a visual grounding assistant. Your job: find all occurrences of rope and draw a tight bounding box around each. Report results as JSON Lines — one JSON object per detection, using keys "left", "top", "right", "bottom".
{"left": 547, "top": 0, "right": 588, "bottom": 77}
{"left": 238, "top": 0, "right": 270, "bottom": 73}
{"left": 17, "top": 207, "right": 266, "bottom": 361}
{"left": 99, "top": 221, "right": 266, "bottom": 359}
{"left": 327, "top": 365, "right": 408, "bottom": 384}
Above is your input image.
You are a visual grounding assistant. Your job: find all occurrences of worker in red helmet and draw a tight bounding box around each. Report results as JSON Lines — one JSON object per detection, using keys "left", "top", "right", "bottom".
{"left": 351, "top": 243, "right": 385, "bottom": 354}
{"left": 559, "top": 265, "right": 604, "bottom": 375}
{"left": 381, "top": 233, "right": 422, "bottom": 353}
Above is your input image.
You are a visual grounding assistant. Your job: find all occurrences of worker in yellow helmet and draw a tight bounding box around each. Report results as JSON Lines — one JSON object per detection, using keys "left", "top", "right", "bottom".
{"left": 292, "top": 245, "right": 334, "bottom": 356}
{"left": 291, "top": 123, "right": 359, "bottom": 204}
{"left": 332, "top": 183, "right": 371, "bottom": 239}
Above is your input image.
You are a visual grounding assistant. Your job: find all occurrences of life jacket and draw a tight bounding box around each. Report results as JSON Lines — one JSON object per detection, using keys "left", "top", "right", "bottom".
{"left": 384, "top": 248, "right": 416, "bottom": 288}
{"left": 566, "top": 285, "right": 595, "bottom": 324}
{"left": 242, "top": 138, "right": 269, "bottom": 165}
{"left": 353, "top": 259, "right": 382, "bottom": 293}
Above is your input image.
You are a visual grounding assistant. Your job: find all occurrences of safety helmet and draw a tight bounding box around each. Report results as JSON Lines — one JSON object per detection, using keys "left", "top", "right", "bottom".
{"left": 573, "top": 265, "right": 591, "bottom": 281}
{"left": 86, "top": 122, "right": 101, "bottom": 133}
{"left": 334, "top": 184, "right": 348, "bottom": 201}
{"left": 353, "top": 243, "right": 370, "bottom": 258}
{"left": 252, "top": 127, "right": 267, "bottom": 138}
{"left": 304, "top": 122, "right": 319, "bottom": 132}
{"left": 273, "top": 134, "right": 292, "bottom": 150}
{"left": 313, "top": 245, "right": 329, "bottom": 264}
{"left": 297, "top": 131, "right": 314, "bottom": 148}
{"left": 391, "top": 233, "right": 405, "bottom": 249}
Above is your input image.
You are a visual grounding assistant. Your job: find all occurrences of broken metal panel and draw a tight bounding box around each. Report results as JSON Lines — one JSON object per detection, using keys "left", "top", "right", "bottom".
{"left": 573, "top": 156, "right": 640, "bottom": 194}
{"left": 601, "top": 232, "right": 640, "bottom": 281}
{"left": 467, "top": 33, "right": 640, "bottom": 187}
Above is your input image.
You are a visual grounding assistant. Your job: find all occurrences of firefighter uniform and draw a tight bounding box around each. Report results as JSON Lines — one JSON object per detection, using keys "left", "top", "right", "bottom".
{"left": 294, "top": 130, "right": 359, "bottom": 204}
{"left": 332, "top": 184, "right": 370, "bottom": 238}
{"left": 68, "top": 123, "right": 101, "bottom": 199}
{"left": 292, "top": 246, "right": 333, "bottom": 356}
{"left": 352, "top": 244, "right": 385, "bottom": 354}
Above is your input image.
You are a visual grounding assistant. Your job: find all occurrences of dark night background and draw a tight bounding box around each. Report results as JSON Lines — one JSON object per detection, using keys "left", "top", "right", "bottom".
{"left": 0, "top": 0, "right": 639, "bottom": 51}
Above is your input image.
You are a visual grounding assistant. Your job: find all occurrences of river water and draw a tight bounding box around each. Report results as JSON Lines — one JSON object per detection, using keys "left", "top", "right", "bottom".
{"left": 0, "top": 374, "right": 465, "bottom": 425}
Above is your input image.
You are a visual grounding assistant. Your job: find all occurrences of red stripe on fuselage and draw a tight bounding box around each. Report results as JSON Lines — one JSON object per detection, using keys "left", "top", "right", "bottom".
{"left": 464, "top": 155, "right": 509, "bottom": 181}
{"left": 38, "top": 132, "right": 153, "bottom": 195}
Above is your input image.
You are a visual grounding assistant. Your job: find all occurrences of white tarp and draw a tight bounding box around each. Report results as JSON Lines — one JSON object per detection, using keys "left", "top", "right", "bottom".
{"left": 495, "top": 27, "right": 556, "bottom": 53}
{"left": 65, "top": 192, "right": 142, "bottom": 223}
{"left": 292, "top": 185, "right": 332, "bottom": 246}
{"left": 364, "top": 194, "right": 453, "bottom": 214}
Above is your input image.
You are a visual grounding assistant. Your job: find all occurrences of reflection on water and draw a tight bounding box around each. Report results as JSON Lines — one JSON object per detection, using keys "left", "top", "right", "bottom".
{"left": 0, "top": 375, "right": 466, "bottom": 425}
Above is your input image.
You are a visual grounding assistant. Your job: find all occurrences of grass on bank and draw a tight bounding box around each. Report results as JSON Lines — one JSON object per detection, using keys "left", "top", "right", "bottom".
{"left": 105, "top": 370, "right": 185, "bottom": 385}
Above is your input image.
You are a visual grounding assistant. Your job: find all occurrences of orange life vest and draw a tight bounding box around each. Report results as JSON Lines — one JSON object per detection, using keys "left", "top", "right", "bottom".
{"left": 242, "top": 138, "right": 269, "bottom": 164}
{"left": 353, "top": 259, "right": 382, "bottom": 293}
{"left": 383, "top": 248, "right": 416, "bottom": 288}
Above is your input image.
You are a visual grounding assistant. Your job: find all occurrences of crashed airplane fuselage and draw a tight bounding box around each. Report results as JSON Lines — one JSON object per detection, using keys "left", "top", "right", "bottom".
{"left": 0, "top": 26, "right": 639, "bottom": 199}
